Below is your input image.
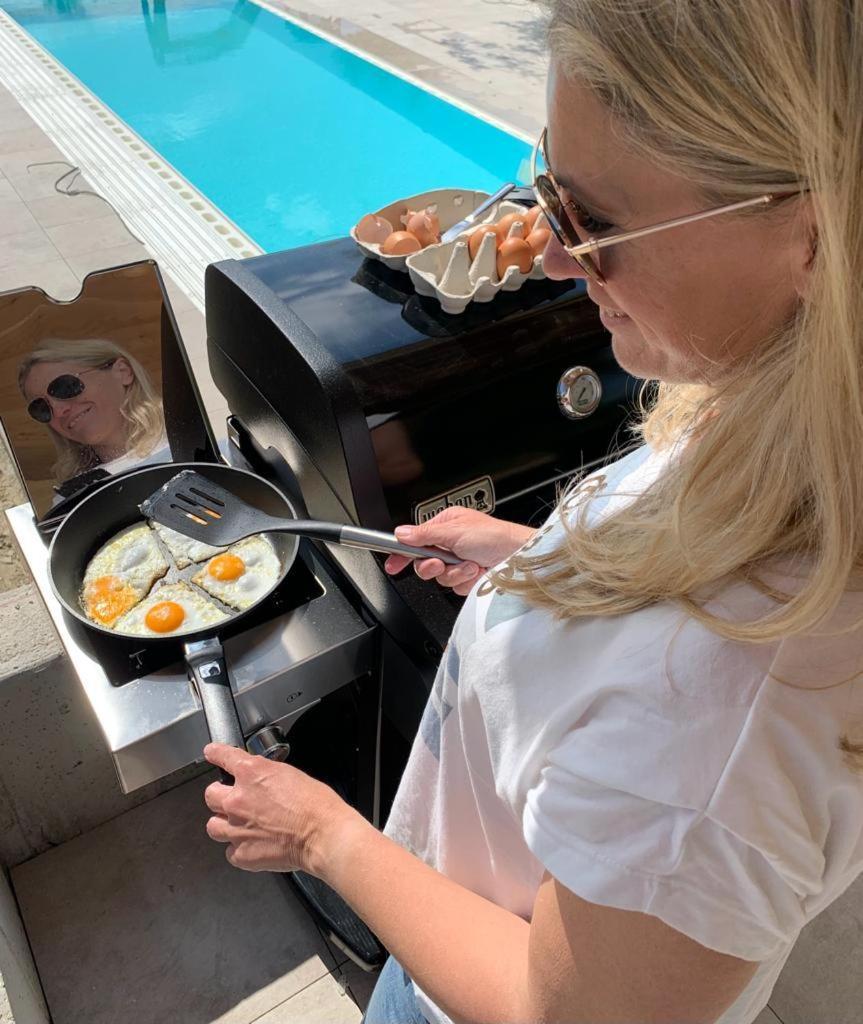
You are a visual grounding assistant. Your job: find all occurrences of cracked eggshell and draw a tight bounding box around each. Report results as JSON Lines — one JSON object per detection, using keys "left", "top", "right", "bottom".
{"left": 406, "top": 199, "right": 548, "bottom": 314}
{"left": 351, "top": 188, "right": 490, "bottom": 272}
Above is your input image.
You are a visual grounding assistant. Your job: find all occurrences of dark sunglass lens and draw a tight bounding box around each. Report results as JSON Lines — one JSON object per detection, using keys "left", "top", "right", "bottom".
{"left": 536, "top": 176, "right": 578, "bottom": 248}
{"left": 27, "top": 398, "right": 53, "bottom": 423}
{"left": 46, "top": 374, "right": 85, "bottom": 401}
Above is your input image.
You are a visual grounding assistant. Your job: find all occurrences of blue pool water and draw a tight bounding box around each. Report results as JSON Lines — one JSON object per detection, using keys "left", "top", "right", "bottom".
{"left": 2, "top": 0, "right": 533, "bottom": 251}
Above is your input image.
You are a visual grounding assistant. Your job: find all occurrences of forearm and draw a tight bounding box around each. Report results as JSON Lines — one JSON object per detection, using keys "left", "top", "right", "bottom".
{"left": 317, "top": 813, "right": 533, "bottom": 1024}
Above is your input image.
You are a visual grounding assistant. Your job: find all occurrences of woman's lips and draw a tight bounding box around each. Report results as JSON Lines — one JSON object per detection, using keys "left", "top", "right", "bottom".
{"left": 586, "top": 287, "right": 631, "bottom": 327}
{"left": 66, "top": 405, "right": 93, "bottom": 431}
{"left": 598, "top": 306, "right": 631, "bottom": 329}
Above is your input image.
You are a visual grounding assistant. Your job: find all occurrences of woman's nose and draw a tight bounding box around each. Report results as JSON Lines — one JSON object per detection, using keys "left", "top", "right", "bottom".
{"left": 542, "top": 233, "right": 590, "bottom": 282}
{"left": 52, "top": 400, "right": 73, "bottom": 425}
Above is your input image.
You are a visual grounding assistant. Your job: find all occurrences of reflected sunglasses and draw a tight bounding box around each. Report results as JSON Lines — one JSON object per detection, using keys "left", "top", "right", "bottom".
{"left": 531, "top": 127, "right": 802, "bottom": 286}
{"left": 27, "top": 360, "right": 117, "bottom": 423}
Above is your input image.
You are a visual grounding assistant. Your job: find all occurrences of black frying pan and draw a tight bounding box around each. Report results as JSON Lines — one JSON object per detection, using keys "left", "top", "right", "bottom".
{"left": 47, "top": 463, "right": 301, "bottom": 781}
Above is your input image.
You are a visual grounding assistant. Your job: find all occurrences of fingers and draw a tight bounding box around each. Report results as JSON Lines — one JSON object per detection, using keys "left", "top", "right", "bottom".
{"left": 433, "top": 561, "right": 480, "bottom": 589}
{"left": 204, "top": 742, "right": 254, "bottom": 776}
{"left": 384, "top": 552, "right": 481, "bottom": 590}
{"left": 206, "top": 814, "right": 232, "bottom": 843}
{"left": 395, "top": 522, "right": 447, "bottom": 547}
{"left": 384, "top": 553, "right": 411, "bottom": 575}
{"left": 204, "top": 780, "right": 231, "bottom": 814}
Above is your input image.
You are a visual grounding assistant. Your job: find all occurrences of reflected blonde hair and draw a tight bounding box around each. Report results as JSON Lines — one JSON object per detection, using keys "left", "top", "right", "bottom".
{"left": 18, "top": 338, "right": 164, "bottom": 481}
{"left": 493, "top": 1, "right": 863, "bottom": 765}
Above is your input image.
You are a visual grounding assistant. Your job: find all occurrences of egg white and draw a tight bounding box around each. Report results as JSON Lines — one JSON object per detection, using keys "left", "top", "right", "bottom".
{"left": 192, "top": 535, "right": 281, "bottom": 611}
{"left": 82, "top": 523, "right": 170, "bottom": 625}
{"left": 113, "top": 581, "right": 229, "bottom": 637}
{"left": 150, "top": 521, "right": 228, "bottom": 569}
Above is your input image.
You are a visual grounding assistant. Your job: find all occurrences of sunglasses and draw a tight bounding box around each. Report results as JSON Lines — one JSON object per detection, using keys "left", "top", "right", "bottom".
{"left": 531, "top": 127, "right": 801, "bottom": 286}
{"left": 27, "top": 360, "right": 117, "bottom": 423}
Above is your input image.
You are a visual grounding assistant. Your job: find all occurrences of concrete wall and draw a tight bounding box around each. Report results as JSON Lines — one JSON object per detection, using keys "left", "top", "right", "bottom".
{"left": 0, "top": 871, "right": 48, "bottom": 1024}
{"left": 0, "top": 583, "right": 205, "bottom": 869}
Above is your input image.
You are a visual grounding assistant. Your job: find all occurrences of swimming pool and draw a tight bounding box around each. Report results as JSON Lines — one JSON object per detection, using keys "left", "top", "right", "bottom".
{"left": 1, "top": 0, "right": 533, "bottom": 252}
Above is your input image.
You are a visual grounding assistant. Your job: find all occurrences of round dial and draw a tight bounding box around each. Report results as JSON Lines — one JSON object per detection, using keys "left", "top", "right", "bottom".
{"left": 557, "top": 366, "right": 602, "bottom": 419}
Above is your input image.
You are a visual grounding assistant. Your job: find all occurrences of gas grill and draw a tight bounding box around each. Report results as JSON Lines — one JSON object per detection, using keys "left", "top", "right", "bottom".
{"left": 5, "top": 236, "right": 639, "bottom": 968}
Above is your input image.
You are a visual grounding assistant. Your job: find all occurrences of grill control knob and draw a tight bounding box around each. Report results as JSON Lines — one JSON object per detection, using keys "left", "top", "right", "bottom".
{"left": 247, "top": 725, "right": 291, "bottom": 762}
{"left": 557, "top": 366, "right": 602, "bottom": 419}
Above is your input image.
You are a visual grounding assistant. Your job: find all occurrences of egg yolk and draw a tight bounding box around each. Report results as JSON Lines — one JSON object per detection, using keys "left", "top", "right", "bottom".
{"left": 144, "top": 601, "right": 186, "bottom": 633}
{"left": 208, "top": 553, "right": 246, "bottom": 581}
{"left": 85, "top": 575, "right": 138, "bottom": 626}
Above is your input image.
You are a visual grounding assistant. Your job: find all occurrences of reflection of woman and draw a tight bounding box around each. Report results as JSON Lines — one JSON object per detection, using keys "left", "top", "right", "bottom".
{"left": 200, "top": 4, "right": 863, "bottom": 1024}
{"left": 17, "top": 338, "right": 167, "bottom": 489}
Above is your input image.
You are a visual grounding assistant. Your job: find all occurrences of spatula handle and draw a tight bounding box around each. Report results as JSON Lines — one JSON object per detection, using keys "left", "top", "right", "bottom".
{"left": 338, "top": 526, "right": 462, "bottom": 565}
{"left": 243, "top": 517, "right": 462, "bottom": 565}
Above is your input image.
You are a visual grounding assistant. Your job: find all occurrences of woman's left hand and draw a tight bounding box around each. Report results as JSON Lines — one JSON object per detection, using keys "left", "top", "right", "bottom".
{"left": 203, "top": 743, "right": 362, "bottom": 874}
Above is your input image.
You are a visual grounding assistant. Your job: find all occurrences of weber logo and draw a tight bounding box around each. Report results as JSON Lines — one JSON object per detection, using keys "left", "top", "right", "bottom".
{"left": 414, "top": 476, "right": 496, "bottom": 525}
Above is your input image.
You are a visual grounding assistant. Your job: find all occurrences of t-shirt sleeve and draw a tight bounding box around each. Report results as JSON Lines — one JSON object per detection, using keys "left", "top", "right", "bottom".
{"left": 522, "top": 749, "right": 806, "bottom": 962}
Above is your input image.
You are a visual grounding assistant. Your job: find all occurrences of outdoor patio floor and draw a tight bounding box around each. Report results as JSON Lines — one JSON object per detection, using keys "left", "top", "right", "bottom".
{"left": 1, "top": 6, "right": 863, "bottom": 1023}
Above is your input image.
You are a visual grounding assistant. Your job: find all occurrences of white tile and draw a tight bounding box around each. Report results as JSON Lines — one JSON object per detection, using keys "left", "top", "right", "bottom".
{"left": 252, "top": 972, "right": 363, "bottom": 1024}
{"left": 25, "top": 191, "right": 116, "bottom": 228}
{"left": 64, "top": 241, "right": 152, "bottom": 279}
{"left": 46, "top": 212, "right": 140, "bottom": 257}
{"left": 0, "top": 124, "right": 54, "bottom": 156}
{"left": 0, "top": 258, "right": 80, "bottom": 301}
{"left": 0, "top": 103, "right": 38, "bottom": 134}
{"left": 0, "top": 196, "right": 40, "bottom": 238}
{"left": 331, "top": 958, "right": 380, "bottom": 1014}
{"left": 12, "top": 775, "right": 337, "bottom": 1024}
{"left": 0, "top": 227, "right": 61, "bottom": 271}
{"left": 0, "top": 147, "right": 81, "bottom": 201}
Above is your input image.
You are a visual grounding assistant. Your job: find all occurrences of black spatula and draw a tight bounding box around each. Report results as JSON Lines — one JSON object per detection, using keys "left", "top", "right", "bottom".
{"left": 140, "top": 469, "right": 462, "bottom": 565}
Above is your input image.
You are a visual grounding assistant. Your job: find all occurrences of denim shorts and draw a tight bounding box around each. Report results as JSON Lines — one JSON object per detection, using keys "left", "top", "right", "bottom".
{"left": 361, "top": 955, "right": 429, "bottom": 1024}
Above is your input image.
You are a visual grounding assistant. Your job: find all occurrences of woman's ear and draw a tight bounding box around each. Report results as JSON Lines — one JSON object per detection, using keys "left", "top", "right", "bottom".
{"left": 790, "top": 194, "right": 818, "bottom": 299}
{"left": 112, "top": 357, "right": 135, "bottom": 387}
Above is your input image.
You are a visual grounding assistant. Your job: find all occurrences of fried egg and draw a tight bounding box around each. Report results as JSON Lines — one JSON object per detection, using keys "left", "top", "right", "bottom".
{"left": 150, "top": 521, "right": 228, "bottom": 569}
{"left": 82, "top": 523, "right": 170, "bottom": 627}
{"left": 192, "top": 535, "right": 281, "bottom": 611}
{"left": 113, "top": 582, "right": 229, "bottom": 637}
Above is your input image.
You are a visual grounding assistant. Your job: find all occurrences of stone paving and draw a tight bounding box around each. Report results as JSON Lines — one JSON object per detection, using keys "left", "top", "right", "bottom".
{"left": 261, "top": 0, "right": 547, "bottom": 137}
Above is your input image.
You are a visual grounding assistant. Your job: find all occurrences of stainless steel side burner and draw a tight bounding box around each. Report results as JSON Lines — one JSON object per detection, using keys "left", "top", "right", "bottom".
{"left": 7, "top": 503, "right": 375, "bottom": 793}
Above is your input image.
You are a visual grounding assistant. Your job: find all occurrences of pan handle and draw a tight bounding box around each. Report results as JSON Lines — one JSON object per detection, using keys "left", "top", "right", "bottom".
{"left": 185, "top": 637, "right": 245, "bottom": 785}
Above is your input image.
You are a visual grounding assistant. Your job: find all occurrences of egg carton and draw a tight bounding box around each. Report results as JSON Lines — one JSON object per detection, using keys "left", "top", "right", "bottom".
{"left": 350, "top": 188, "right": 490, "bottom": 271}
{"left": 406, "top": 200, "right": 546, "bottom": 315}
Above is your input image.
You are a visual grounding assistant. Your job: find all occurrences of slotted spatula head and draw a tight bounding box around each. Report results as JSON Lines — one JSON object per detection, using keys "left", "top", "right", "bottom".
{"left": 141, "top": 469, "right": 463, "bottom": 565}
{"left": 139, "top": 470, "right": 278, "bottom": 546}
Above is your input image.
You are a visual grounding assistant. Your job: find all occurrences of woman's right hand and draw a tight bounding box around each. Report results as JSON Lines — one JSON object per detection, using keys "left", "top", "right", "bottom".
{"left": 384, "top": 507, "right": 536, "bottom": 596}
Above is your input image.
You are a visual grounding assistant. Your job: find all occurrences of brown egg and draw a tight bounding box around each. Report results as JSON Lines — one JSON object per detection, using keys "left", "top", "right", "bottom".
{"left": 468, "top": 223, "right": 500, "bottom": 259}
{"left": 523, "top": 205, "right": 543, "bottom": 231}
{"left": 381, "top": 230, "right": 422, "bottom": 256}
{"left": 494, "top": 212, "right": 526, "bottom": 243}
{"left": 406, "top": 211, "right": 440, "bottom": 248}
{"left": 355, "top": 213, "right": 394, "bottom": 245}
{"left": 526, "top": 227, "right": 551, "bottom": 257}
{"left": 497, "top": 238, "right": 534, "bottom": 277}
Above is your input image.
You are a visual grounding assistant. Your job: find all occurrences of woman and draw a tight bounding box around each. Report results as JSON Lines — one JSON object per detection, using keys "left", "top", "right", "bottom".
{"left": 201, "top": 2, "right": 863, "bottom": 1022}
{"left": 18, "top": 338, "right": 168, "bottom": 495}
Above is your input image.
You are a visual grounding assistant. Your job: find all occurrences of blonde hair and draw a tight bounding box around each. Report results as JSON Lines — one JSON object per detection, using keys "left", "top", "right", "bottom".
{"left": 18, "top": 338, "right": 164, "bottom": 481}
{"left": 492, "top": 1, "right": 863, "bottom": 766}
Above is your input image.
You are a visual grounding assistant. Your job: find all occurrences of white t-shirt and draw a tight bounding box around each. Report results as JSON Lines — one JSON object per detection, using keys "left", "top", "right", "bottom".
{"left": 384, "top": 442, "right": 863, "bottom": 1024}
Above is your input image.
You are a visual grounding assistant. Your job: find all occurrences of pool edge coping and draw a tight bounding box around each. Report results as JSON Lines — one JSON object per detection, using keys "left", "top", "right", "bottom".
{"left": 249, "top": 0, "right": 538, "bottom": 144}
{"left": 0, "top": 9, "right": 263, "bottom": 311}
